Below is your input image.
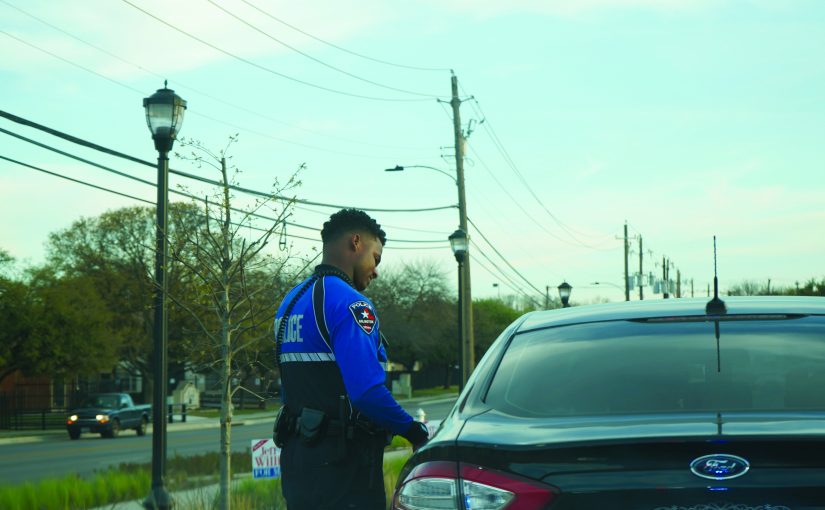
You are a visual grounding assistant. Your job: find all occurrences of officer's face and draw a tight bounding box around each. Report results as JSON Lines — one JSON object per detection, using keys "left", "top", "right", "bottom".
{"left": 352, "top": 234, "right": 382, "bottom": 291}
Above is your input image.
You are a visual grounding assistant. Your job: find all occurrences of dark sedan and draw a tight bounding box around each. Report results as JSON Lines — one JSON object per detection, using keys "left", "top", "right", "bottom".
{"left": 392, "top": 296, "right": 825, "bottom": 510}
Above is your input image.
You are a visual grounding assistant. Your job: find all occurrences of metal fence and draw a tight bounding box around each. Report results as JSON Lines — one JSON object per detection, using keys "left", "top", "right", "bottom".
{"left": 0, "top": 380, "right": 140, "bottom": 431}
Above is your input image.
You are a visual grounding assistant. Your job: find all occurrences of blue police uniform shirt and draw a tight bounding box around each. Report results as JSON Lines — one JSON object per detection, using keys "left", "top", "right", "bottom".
{"left": 275, "top": 273, "right": 413, "bottom": 435}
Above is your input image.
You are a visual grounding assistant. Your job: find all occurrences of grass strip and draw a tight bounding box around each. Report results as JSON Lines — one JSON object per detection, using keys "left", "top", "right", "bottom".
{"left": 0, "top": 448, "right": 411, "bottom": 509}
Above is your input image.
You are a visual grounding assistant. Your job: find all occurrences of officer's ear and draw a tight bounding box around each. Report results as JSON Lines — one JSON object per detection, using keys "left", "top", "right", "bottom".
{"left": 348, "top": 232, "right": 362, "bottom": 253}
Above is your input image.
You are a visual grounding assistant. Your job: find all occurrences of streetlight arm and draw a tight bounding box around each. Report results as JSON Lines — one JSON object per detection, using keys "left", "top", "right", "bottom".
{"left": 385, "top": 165, "right": 457, "bottom": 184}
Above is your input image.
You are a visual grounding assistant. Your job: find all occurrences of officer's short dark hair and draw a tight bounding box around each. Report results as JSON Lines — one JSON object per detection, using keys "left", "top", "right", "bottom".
{"left": 321, "top": 209, "right": 387, "bottom": 246}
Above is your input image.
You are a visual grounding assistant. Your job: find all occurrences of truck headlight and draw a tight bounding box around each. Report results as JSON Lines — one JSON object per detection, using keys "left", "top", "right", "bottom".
{"left": 96, "top": 414, "right": 109, "bottom": 423}
{"left": 68, "top": 414, "right": 78, "bottom": 424}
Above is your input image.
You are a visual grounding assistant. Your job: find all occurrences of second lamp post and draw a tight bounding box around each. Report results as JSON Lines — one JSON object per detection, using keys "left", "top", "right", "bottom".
{"left": 449, "top": 228, "right": 468, "bottom": 392}
{"left": 558, "top": 281, "right": 572, "bottom": 308}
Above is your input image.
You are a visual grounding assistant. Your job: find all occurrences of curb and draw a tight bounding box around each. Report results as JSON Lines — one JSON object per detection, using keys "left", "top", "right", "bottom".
{"left": 0, "top": 395, "right": 458, "bottom": 447}
{"left": 0, "top": 419, "right": 257, "bottom": 446}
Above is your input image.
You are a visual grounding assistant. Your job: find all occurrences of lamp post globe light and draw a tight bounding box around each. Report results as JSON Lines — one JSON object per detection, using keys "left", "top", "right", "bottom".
{"left": 449, "top": 228, "right": 468, "bottom": 392}
{"left": 143, "top": 82, "right": 186, "bottom": 510}
{"left": 558, "top": 281, "right": 572, "bottom": 308}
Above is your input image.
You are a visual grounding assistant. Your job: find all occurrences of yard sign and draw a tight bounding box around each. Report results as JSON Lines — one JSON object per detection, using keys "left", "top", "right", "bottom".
{"left": 251, "top": 439, "right": 281, "bottom": 479}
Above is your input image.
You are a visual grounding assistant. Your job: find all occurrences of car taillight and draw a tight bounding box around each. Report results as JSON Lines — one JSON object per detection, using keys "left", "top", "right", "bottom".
{"left": 393, "top": 461, "right": 557, "bottom": 510}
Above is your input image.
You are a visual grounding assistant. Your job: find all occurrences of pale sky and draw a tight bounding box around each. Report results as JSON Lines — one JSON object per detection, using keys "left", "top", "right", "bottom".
{"left": 1, "top": 0, "right": 824, "bottom": 305}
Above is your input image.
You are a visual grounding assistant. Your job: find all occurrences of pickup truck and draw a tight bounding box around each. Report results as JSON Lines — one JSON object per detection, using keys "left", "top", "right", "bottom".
{"left": 66, "top": 393, "right": 151, "bottom": 439}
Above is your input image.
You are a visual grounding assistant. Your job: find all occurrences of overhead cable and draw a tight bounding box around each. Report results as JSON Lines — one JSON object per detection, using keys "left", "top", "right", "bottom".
{"left": 469, "top": 242, "right": 536, "bottom": 300}
{"left": 239, "top": 0, "right": 450, "bottom": 72}
{"left": 119, "top": 0, "right": 431, "bottom": 103}
{"left": 0, "top": 0, "right": 431, "bottom": 151}
{"left": 0, "top": 109, "right": 456, "bottom": 213}
{"left": 468, "top": 217, "right": 546, "bottom": 298}
{"left": 0, "top": 153, "right": 451, "bottom": 251}
{"left": 462, "top": 86, "right": 615, "bottom": 248}
{"left": 204, "top": 0, "right": 441, "bottom": 98}
{"left": 0, "top": 24, "right": 426, "bottom": 158}
{"left": 0, "top": 127, "right": 449, "bottom": 243}
{"left": 470, "top": 253, "right": 542, "bottom": 308}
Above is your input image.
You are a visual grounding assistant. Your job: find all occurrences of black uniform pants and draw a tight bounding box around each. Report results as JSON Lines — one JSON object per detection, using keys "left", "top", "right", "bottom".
{"left": 281, "top": 433, "right": 387, "bottom": 510}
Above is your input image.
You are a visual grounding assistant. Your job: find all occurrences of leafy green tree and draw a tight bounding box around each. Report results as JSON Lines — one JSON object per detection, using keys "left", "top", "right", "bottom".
{"left": 368, "top": 260, "right": 456, "bottom": 369}
{"left": 472, "top": 298, "right": 522, "bottom": 361}
{"left": 44, "top": 204, "right": 204, "bottom": 401}
{"left": 0, "top": 267, "right": 117, "bottom": 385}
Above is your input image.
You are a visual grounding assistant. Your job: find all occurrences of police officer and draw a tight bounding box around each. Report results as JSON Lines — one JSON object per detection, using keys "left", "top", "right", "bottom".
{"left": 274, "top": 208, "right": 429, "bottom": 510}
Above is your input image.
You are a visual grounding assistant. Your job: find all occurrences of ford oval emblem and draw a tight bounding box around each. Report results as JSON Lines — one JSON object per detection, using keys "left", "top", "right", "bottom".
{"left": 690, "top": 454, "right": 750, "bottom": 480}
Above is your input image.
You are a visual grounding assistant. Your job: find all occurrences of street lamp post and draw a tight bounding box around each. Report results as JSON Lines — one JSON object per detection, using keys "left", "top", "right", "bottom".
{"left": 143, "top": 82, "right": 186, "bottom": 510}
{"left": 386, "top": 164, "right": 474, "bottom": 387}
{"left": 558, "top": 281, "right": 572, "bottom": 308}
{"left": 449, "top": 229, "right": 468, "bottom": 392}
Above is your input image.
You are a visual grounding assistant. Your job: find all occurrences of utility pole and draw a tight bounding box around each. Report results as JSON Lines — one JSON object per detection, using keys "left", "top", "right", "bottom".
{"left": 623, "top": 222, "right": 630, "bottom": 301}
{"left": 545, "top": 285, "right": 550, "bottom": 310}
{"left": 450, "top": 73, "right": 475, "bottom": 384}
{"left": 676, "top": 270, "right": 681, "bottom": 298}
{"left": 691, "top": 279, "right": 695, "bottom": 298}
{"left": 638, "top": 236, "right": 643, "bottom": 300}
{"left": 662, "top": 256, "right": 669, "bottom": 299}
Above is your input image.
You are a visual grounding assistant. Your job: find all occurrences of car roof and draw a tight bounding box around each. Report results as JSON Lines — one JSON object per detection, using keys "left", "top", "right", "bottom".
{"left": 517, "top": 296, "right": 825, "bottom": 333}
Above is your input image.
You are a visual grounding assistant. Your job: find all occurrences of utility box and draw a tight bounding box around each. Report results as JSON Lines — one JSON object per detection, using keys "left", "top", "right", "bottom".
{"left": 172, "top": 381, "right": 200, "bottom": 409}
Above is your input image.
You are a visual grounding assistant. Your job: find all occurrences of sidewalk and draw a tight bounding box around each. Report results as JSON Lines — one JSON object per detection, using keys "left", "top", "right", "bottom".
{"left": 0, "top": 393, "right": 457, "bottom": 446}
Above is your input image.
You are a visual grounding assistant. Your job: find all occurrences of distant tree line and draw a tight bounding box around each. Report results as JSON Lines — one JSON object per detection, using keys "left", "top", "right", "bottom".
{"left": 727, "top": 278, "right": 825, "bottom": 297}
{"left": 0, "top": 210, "right": 527, "bottom": 393}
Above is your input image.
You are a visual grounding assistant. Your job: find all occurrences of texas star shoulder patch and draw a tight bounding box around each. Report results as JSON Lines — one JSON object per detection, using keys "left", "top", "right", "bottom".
{"left": 348, "top": 300, "right": 377, "bottom": 334}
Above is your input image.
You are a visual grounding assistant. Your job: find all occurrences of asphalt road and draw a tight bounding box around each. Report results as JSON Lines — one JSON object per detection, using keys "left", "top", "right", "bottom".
{"left": 0, "top": 398, "right": 456, "bottom": 486}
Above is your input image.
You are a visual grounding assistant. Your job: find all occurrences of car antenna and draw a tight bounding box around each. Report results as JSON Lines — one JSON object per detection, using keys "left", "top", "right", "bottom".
{"left": 705, "top": 236, "right": 727, "bottom": 316}
{"left": 705, "top": 236, "right": 726, "bottom": 373}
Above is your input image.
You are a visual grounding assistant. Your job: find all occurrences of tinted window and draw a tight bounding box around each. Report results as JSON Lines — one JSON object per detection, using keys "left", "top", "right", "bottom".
{"left": 485, "top": 316, "right": 825, "bottom": 417}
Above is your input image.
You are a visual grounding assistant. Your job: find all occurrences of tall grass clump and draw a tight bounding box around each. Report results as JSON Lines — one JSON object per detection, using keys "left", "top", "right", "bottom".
{"left": 0, "top": 469, "right": 150, "bottom": 510}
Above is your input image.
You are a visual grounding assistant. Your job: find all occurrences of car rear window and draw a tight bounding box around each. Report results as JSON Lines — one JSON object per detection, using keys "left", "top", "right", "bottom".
{"left": 485, "top": 315, "right": 825, "bottom": 417}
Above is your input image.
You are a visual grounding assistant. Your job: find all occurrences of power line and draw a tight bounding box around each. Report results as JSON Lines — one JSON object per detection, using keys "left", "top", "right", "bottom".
{"left": 0, "top": 108, "right": 456, "bottom": 213}
{"left": 0, "top": 153, "right": 451, "bottom": 252}
{"left": 292, "top": 204, "right": 448, "bottom": 235}
{"left": 204, "top": 0, "right": 441, "bottom": 98}
{"left": 469, "top": 252, "right": 542, "bottom": 308}
{"left": 0, "top": 0, "right": 433, "bottom": 152}
{"left": 461, "top": 84, "right": 614, "bottom": 248}
{"left": 466, "top": 144, "right": 576, "bottom": 246}
{"left": 468, "top": 217, "right": 546, "bottom": 298}
{"left": 238, "top": 0, "right": 450, "bottom": 73}
{"left": 0, "top": 126, "right": 450, "bottom": 244}
{"left": 0, "top": 154, "right": 154, "bottom": 205}
{"left": 0, "top": 24, "right": 428, "bottom": 159}
{"left": 469, "top": 242, "right": 534, "bottom": 300}
{"left": 119, "top": 0, "right": 432, "bottom": 103}
{"left": 0, "top": 29, "right": 145, "bottom": 96}
{"left": 186, "top": 110, "right": 408, "bottom": 161}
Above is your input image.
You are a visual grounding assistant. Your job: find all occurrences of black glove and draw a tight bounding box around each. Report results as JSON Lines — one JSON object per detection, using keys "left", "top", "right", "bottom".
{"left": 402, "top": 420, "right": 429, "bottom": 450}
